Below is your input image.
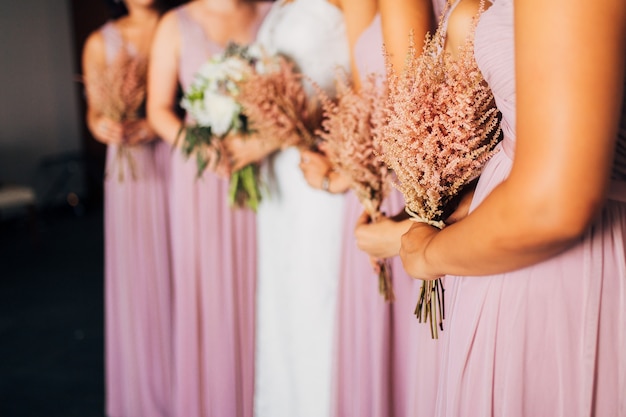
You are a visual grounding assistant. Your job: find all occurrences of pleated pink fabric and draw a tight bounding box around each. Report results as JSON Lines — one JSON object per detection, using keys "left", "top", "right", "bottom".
{"left": 168, "top": 6, "right": 268, "bottom": 417}
{"left": 102, "top": 22, "right": 173, "bottom": 417}
{"left": 435, "top": 1, "right": 626, "bottom": 416}
{"left": 387, "top": 188, "right": 441, "bottom": 417}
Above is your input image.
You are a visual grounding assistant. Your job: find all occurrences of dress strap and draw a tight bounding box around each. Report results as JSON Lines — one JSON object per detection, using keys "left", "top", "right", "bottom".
{"left": 100, "top": 22, "right": 124, "bottom": 64}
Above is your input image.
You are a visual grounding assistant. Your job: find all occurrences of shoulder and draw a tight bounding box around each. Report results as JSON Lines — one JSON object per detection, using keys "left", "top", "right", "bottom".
{"left": 151, "top": 7, "right": 185, "bottom": 61}
{"left": 153, "top": 6, "right": 184, "bottom": 46}
{"left": 446, "top": 0, "right": 485, "bottom": 53}
{"left": 158, "top": 6, "right": 184, "bottom": 31}
{"left": 82, "top": 27, "right": 107, "bottom": 64}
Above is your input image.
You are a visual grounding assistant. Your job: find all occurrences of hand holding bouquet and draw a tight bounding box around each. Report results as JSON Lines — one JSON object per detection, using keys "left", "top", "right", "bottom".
{"left": 377, "top": 3, "right": 502, "bottom": 338}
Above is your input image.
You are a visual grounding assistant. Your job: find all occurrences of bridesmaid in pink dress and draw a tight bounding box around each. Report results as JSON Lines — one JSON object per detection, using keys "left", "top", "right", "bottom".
{"left": 82, "top": 1, "right": 173, "bottom": 416}
{"left": 399, "top": 0, "right": 626, "bottom": 416}
{"left": 147, "top": 1, "right": 271, "bottom": 416}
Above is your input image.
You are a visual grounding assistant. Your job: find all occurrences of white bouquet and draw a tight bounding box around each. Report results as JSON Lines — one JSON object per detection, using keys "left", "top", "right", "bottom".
{"left": 179, "top": 42, "right": 270, "bottom": 211}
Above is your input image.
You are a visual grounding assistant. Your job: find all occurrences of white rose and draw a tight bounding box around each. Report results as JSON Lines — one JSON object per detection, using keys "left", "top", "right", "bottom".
{"left": 202, "top": 92, "right": 239, "bottom": 136}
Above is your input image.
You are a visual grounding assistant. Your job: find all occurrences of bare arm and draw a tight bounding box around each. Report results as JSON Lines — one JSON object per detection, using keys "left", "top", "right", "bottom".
{"left": 379, "top": 0, "right": 433, "bottom": 72}
{"left": 401, "top": 0, "right": 626, "bottom": 279}
{"left": 333, "top": 0, "right": 377, "bottom": 88}
{"left": 147, "top": 10, "right": 184, "bottom": 146}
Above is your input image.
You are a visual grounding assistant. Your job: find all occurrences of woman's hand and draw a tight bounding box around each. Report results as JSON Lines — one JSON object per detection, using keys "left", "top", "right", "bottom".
{"left": 299, "top": 149, "right": 351, "bottom": 193}
{"left": 354, "top": 211, "right": 412, "bottom": 258}
{"left": 123, "top": 119, "right": 157, "bottom": 145}
{"left": 92, "top": 117, "right": 125, "bottom": 145}
{"left": 399, "top": 221, "right": 441, "bottom": 280}
{"left": 206, "top": 143, "right": 231, "bottom": 179}
{"left": 223, "top": 133, "right": 277, "bottom": 172}
{"left": 299, "top": 150, "right": 332, "bottom": 189}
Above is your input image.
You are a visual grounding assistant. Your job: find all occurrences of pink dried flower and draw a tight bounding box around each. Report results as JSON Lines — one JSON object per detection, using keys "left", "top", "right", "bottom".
{"left": 83, "top": 48, "right": 147, "bottom": 181}
{"left": 84, "top": 48, "right": 147, "bottom": 123}
{"left": 376, "top": 2, "right": 502, "bottom": 337}
{"left": 315, "top": 69, "right": 395, "bottom": 301}
{"left": 236, "top": 55, "right": 320, "bottom": 150}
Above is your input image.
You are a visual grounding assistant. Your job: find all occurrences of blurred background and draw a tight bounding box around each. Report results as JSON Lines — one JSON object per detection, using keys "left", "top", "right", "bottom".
{"left": 1, "top": 1, "right": 117, "bottom": 415}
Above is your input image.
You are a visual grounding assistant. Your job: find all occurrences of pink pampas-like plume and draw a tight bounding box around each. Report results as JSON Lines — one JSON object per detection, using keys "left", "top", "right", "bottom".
{"left": 83, "top": 48, "right": 148, "bottom": 181}
{"left": 236, "top": 55, "right": 321, "bottom": 151}
{"left": 316, "top": 69, "right": 395, "bottom": 301}
{"left": 376, "top": 1, "right": 502, "bottom": 338}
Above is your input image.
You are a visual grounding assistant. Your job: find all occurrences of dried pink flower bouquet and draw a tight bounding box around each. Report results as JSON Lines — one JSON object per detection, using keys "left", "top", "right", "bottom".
{"left": 236, "top": 55, "right": 320, "bottom": 151}
{"left": 83, "top": 48, "right": 147, "bottom": 181}
{"left": 377, "top": 2, "right": 502, "bottom": 338}
{"left": 316, "top": 70, "right": 395, "bottom": 301}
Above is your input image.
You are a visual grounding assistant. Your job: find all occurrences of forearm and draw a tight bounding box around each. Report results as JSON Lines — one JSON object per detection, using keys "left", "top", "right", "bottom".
{"left": 415, "top": 179, "right": 590, "bottom": 278}
{"left": 148, "top": 106, "right": 184, "bottom": 146}
{"left": 379, "top": 0, "right": 433, "bottom": 71}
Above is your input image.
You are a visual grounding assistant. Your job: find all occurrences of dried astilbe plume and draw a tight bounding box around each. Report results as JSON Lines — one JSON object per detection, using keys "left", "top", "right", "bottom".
{"left": 376, "top": 1, "right": 502, "bottom": 338}
{"left": 84, "top": 48, "right": 148, "bottom": 181}
{"left": 316, "top": 69, "right": 395, "bottom": 301}
{"left": 236, "top": 55, "right": 320, "bottom": 150}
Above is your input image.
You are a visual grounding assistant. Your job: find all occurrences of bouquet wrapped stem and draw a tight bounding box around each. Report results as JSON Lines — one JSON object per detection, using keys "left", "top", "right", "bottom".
{"left": 415, "top": 274, "right": 445, "bottom": 339}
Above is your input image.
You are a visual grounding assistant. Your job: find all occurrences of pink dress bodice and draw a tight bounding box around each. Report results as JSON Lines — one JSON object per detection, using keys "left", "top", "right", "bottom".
{"left": 474, "top": 0, "right": 515, "bottom": 150}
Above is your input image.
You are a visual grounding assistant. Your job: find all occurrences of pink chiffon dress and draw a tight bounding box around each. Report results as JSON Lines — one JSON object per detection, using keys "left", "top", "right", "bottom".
{"left": 331, "top": 13, "right": 441, "bottom": 417}
{"left": 435, "top": 1, "right": 626, "bottom": 416}
{"left": 101, "top": 22, "right": 173, "bottom": 417}
{"left": 167, "top": 6, "right": 268, "bottom": 417}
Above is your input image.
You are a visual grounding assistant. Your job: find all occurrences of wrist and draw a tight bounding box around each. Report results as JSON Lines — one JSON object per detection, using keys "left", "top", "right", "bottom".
{"left": 325, "top": 171, "right": 350, "bottom": 194}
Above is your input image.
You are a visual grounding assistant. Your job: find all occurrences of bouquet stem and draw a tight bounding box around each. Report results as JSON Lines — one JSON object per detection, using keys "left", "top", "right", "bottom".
{"left": 228, "top": 164, "right": 261, "bottom": 212}
{"left": 411, "top": 216, "right": 446, "bottom": 339}
{"left": 107, "top": 145, "right": 137, "bottom": 182}
{"left": 377, "top": 258, "right": 395, "bottom": 302}
{"left": 414, "top": 277, "right": 445, "bottom": 339}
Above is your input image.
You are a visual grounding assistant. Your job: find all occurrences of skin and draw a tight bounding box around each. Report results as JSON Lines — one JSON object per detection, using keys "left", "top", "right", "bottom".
{"left": 400, "top": 0, "right": 626, "bottom": 280}
{"left": 147, "top": 0, "right": 267, "bottom": 177}
{"left": 353, "top": 0, "right": 434, "bottom": 259}
{"left": 83, "top": 0, "right": 162, "bottom": 146}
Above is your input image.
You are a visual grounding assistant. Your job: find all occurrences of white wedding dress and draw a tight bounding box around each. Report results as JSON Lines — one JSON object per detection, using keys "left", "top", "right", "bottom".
{"left": 253, "top": 1, "right": 350, "bottom": 417}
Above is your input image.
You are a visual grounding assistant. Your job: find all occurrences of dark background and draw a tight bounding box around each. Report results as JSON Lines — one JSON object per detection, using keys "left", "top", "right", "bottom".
{"left": 0, "top": 1, "right": 183, "bottom": 416}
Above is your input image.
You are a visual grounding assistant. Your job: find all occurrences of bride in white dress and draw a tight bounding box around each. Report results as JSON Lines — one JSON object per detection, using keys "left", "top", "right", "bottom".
{"left": 250, "top": 1, "right": 350, "bottom": 416}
